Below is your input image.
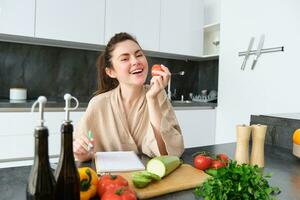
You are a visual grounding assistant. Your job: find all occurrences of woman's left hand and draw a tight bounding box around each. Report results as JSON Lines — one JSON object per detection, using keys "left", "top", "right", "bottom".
{"left": 146, "top": 64, "right": 171, "bottom": 99}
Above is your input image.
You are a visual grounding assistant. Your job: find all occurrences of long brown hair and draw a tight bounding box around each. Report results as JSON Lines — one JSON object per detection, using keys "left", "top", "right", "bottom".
{"left": 95, "top": 32, "right": 140, "bottom": 95}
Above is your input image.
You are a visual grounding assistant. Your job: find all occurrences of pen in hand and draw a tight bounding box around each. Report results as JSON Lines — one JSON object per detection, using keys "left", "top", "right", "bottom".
{"left": 87, "top": 130, "right": 94, "bottom": 153}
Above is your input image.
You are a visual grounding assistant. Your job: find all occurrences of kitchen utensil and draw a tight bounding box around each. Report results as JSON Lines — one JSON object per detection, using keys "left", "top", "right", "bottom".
{"left": 241, "top": 37, "right": 254, "bottom": 70}
{"left": 251, "top": 35, "right": 265, "bottom": 70}
{"left": 119, "top": 164, "right": 209, "bottom": 199}
{"left": 235, "top": 124, "right": 251, "bottom": 164}
{"left": 250, "top": 124, "right": 267, "bottom": 167}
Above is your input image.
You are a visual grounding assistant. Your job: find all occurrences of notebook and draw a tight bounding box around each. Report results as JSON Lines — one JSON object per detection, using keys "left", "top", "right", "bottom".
{"left": 94, "top": 151, "right": 145, "bottom": 174}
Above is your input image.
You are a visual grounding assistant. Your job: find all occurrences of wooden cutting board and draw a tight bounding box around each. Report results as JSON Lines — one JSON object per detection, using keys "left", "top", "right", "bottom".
{"left": 119, "top": 164, "right": 210, "bottom": 199}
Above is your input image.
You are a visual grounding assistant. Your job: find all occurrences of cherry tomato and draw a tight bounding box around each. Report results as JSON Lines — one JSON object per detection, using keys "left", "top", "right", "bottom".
{"left": 194, "top": 155, "right": 213, "bottom": 170}
{"left": 97, "top": 175, "right": 128, "bottom": 196}
{"left": 151, "top": 64, "right": 163, "bottom": 76}
{"left": 211, "top": 160, "right": 226, "bottom": 169}
{"left": 217, "top": 153, "right": 229, "bottom": 165}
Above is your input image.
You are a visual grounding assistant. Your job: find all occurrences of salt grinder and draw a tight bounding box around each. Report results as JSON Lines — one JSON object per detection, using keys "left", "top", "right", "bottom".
{"left": 235, "top": 124, "right": 251, "bottom": 164}
{"left": 250, "top": 124, "right": 267, "bottom": 167}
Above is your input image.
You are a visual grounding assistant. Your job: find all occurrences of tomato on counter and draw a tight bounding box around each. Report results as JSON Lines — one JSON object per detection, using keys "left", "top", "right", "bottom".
{"left": 193, "top": 154, "right": 213, "bottom": 171}
{"left": 97, "top": 175, "right": 128, "bottom": 197}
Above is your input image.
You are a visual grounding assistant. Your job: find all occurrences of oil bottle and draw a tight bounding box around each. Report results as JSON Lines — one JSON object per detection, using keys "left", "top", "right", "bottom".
{"left": 54, "top": 94, "right": 80, "bottom": 200}
{"left": 26, "top": 96, "right": 56, "bottom": 200}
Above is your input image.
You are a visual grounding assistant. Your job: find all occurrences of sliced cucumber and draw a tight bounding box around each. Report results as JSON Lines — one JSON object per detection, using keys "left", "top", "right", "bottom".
{"left": 146, "top": 156, "right": 181, "bottom": 178}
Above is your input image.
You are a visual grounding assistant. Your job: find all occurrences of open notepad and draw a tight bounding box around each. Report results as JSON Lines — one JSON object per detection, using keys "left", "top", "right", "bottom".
{"left": 94, "top": 151, "right": 145, "bottom": 174}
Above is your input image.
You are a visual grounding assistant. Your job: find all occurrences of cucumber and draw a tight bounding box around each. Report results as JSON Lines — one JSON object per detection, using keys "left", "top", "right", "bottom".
{"left": 132, "top": 176, "right": 152, "bottom": 188}
{"left": 146, "top": 156, "right": 181, "bottom": 178}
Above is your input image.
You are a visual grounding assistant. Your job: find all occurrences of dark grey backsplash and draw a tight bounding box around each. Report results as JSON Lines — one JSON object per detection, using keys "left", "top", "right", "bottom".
{"left": 0, "top": 41, "right": 218, "bottom": 102}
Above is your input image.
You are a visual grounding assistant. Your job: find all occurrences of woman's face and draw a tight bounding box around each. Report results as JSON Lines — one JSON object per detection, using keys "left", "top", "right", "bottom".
{"left": 107, "top": 39, "right": 148, "bottom": 87}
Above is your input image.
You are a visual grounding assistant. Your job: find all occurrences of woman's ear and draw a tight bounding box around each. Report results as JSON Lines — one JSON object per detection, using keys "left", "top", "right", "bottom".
{"left": 105, "top": 67, "right": 117, "bottom": 78}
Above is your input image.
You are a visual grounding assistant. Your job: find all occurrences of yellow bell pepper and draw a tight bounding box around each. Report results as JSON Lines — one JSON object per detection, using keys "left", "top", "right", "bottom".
{"left": 78, "top": 167, "right": 98, "bottom": 200}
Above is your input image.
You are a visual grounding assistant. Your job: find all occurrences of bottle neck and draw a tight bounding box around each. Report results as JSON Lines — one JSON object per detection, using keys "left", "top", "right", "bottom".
{"left": 33, "top": 127, "right": 50, "bottom": 164}
{"left": 60, "top": 121, "right": 75, "bottom": 159}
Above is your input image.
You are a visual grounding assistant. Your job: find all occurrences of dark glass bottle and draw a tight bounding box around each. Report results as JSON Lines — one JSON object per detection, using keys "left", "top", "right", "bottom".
{"left": 26, "top": 97, "right": 56, "bottom": 200}
{"left": 54, "top": 93, "right": 81, "bottom": 200}
{"left": 54, "top": 121, "right": 80, "bottom": 200}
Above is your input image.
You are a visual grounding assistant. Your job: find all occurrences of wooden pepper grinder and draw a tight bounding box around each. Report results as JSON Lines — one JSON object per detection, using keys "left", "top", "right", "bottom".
{"left": 250, "top": 124, "right": 267, "bottom": 167}
{"left": 235, "top": 124, "right": 252, "bottom": 164}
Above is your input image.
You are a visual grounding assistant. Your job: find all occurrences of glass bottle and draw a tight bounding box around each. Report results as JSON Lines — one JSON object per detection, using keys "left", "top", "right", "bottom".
{"left": 54, "top": 94, "right": 80, "bottom": 200}
{"left": 26, "top": 96, "right": 56, "bottom": 200}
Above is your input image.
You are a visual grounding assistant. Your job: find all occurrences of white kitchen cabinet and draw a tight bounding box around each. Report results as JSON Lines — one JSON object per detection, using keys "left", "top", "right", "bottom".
{"left": 35, "top": 0, "right": 105, "bottom": 45}
{"left": 160, "top": 0, "right": 204, "bottom": 57}
{"left": 105, "top": 0, "right": 160, "bottom": 51}
{"left": 175, "top": 109, "right": 216, "bottom": 148}
{"left": 0, "top": 111, "right": 84, "bottom": 168}
{"left": 0, "top": 0, "right": 35, "bottom": 37}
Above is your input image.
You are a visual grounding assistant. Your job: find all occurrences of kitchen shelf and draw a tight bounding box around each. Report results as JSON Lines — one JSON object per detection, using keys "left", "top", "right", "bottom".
{"left": 204, "top": 23, "right": 220, "bottom": 32}
{"left": 203, "top": 22, "right": 220, "bottom": 57}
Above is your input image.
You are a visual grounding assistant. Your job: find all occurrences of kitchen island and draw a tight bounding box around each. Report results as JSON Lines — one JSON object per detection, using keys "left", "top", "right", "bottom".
{"left": 0, "top": 143, "right": 299, "bottom": 200}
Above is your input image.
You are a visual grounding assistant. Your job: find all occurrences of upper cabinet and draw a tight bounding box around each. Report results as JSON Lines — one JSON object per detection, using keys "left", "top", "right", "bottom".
{"left": 203, "top": 0, "right": 220, "bottom": 57}
{"left": 105, "top": 0, "right": 160, "bottom": 51}
{"left": 0, "top": 0, "right": 35, "bottom": 37}
{"left": 35, "top": 0, "right": 105, "bottom": 45}
{"left": 160, "top": 0, "right": 204, "bottom": 57}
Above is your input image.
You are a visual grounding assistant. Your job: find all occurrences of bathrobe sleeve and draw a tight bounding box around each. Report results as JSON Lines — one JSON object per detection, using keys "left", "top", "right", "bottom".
{"left": 142, "top": 90, "right": 184, "bottom": 157}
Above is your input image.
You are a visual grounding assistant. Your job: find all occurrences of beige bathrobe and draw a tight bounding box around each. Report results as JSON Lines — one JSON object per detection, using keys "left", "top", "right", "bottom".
{"left": 74, "top": 85, "right": 184, "bottom": 157}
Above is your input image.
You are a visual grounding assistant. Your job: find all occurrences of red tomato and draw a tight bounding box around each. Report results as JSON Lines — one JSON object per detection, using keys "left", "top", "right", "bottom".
{"left": 101, "top": 187, "right": 137, "bottom": 200}
{"left": 151, "top": 64, "right": 163, "bottom": 76}
{"left": 194, "top": 155, "right": 213, "bottom": 170}
{"left": 217, "top": 153, "right": 229, "bottom": 165}
{"left": 211, "top": 160, "right": 226, "bottom": 169}
{"left": 97, "top": 175, "right": 128, "bottom": 196}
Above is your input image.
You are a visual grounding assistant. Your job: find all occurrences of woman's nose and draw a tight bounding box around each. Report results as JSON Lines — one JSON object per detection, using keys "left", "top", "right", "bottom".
{"left": 131, "top": 56, "right": 140, "bottom": 66}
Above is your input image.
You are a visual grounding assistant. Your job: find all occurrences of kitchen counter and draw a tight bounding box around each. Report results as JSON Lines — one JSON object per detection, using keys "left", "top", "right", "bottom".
{"left": 0, "top": 100, "right": 217, "bottom": 112}
{"left": 0, "top": 143, "right": 299, "bottom": 200}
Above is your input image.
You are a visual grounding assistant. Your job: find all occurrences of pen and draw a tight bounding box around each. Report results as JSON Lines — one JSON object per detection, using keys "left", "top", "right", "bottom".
{"left": 87, "top": 130, "right": 94, "bottom": 152}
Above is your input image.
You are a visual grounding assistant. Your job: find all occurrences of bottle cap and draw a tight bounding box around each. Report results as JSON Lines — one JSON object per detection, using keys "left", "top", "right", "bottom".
{"left": 64, "top": 93, "right": 79, "bottom": 122}
{"left": 31, "top": 96, "right": 47, "bottom": 126}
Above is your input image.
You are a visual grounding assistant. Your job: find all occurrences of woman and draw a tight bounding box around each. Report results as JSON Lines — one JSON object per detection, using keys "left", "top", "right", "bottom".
{"left": 73, "top": 32, "right": 184, "bottom": 162}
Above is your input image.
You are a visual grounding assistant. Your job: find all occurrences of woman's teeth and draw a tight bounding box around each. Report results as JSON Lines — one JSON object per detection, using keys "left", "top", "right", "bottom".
{"left": 131, "top": 69, "right": 143, "bottom": 74}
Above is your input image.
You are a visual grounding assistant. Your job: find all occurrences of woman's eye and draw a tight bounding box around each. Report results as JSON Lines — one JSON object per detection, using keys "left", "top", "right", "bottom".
{"left": 136, "top": 54, "right": 143, "bottom": 57}
{"left": 121, "top": 58, "right": 128, "bottom": 61}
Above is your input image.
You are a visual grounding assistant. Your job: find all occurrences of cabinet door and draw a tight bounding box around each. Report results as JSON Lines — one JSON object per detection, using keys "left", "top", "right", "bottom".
{"left": 35, "top": 0, "right": 105, "bottom": 45}
{"left": 160, "top": 0, "right": 204, "bottom": 56}
{"left": 0, "top": 0, "right": 35, "bottom": 37}
{"left": 175, "top": 109, "right": 216, "bottom": 148}
{"left": 105, "top": 0, "right": 160, "bottom": 51}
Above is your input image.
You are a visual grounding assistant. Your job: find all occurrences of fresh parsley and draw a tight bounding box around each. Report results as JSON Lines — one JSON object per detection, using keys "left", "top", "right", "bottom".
{"left": 194, "top": 161, "right": 281, "bottom": 200}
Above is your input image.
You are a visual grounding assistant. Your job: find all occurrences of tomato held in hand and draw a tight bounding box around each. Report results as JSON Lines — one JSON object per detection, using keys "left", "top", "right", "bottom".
{"left": 211, "top": 160, "right": 226, "bottom": 169}
{"left": 194, "top": 155, "right": 213, "bottom": 170}
{"left": 97, "top": 175, "right": 128, "bottom": 196}
{"left": 217, "top": 153, "right": 229, "bottom": 165}
{"left": 151, "top": 64, "right": 163, "bottom": 76}
{"left": 101, "top": 187, "right": 137, "bottom": 200}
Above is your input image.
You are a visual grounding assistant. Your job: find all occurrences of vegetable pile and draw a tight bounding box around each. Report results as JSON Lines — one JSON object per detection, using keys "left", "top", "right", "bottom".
{"left": 194, "top": 161, "right": 281, "bottom": 200}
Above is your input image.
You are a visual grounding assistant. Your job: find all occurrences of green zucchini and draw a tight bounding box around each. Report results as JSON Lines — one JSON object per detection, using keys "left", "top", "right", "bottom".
{"left": 132, "top": 175, "right": 152, "bottom": 188}
{"left": 146, "top": 156, "right": 181, "bottom": 178}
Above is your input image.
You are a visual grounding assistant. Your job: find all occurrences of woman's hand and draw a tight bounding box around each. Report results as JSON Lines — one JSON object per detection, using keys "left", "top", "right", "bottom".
{"left": 73, "top": 134, "right": 94, "bottom": 162}
{"left": 146, "top": 65, "right": 171, "bottom": 99}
